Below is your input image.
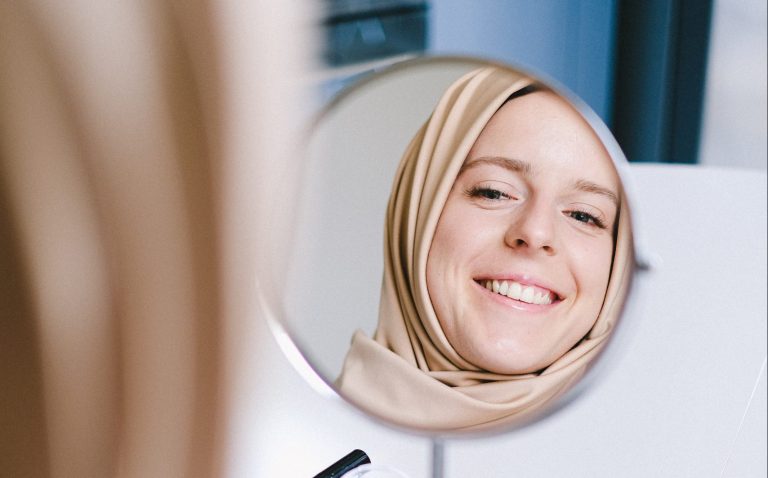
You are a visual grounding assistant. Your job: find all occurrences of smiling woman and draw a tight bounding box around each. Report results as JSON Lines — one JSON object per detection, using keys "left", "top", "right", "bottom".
{"left": 335, "top": 66, "right": 634, "bottom": 431}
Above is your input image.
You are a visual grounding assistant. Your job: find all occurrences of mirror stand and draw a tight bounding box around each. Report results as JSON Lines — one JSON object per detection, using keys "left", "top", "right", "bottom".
{"left": 431, "top": 438, "right": 444, "bottom": 478}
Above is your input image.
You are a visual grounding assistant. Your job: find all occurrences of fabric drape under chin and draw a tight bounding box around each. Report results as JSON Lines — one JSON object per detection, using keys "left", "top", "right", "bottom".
{"left": 336, "top": 66, "right": 634, "bottom": 431}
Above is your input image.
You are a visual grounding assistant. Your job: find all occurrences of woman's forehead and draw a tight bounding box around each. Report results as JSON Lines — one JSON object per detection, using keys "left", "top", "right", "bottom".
{"left": 465, "top": 91, "right": 619, "bottom": 189}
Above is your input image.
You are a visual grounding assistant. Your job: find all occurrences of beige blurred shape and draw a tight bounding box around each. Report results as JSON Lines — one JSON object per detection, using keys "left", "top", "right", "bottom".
{"left": 0, "top": 0, "right": 235, "bottom": 476}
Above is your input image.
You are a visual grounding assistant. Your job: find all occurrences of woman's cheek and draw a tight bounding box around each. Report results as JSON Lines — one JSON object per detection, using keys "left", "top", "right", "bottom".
{"left": 570, "top": 236, "right": 614, "bottom": 298}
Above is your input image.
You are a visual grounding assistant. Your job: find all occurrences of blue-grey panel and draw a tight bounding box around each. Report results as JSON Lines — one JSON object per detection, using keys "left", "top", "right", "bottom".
{"left": 323, "top": 5, "right": 428, "bottom": 66}
{"left": 428, "top": 0, "right": 617, "bottom": 121}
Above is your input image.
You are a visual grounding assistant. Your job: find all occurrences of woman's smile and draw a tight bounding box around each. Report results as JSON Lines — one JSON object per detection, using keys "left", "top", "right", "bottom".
{"left": 475, "top": 278, "right": 559, "bottom": 306}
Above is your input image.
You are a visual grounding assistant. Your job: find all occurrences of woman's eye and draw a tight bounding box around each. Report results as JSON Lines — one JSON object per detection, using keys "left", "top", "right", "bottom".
{"left": 567, "top": 209, "right": 606, "bottom": 229}
{"left": 465, "top": 186, "right": 513, "bottom": 201}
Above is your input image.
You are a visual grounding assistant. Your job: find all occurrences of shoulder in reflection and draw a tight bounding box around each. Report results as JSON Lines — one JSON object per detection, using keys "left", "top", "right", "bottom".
{"left": 336, "top": 66, "right": 633, "bottom": 432}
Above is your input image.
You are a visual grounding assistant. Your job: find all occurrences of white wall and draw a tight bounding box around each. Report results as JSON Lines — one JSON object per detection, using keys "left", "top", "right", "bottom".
{"left": 699, "top": 0, "right": 767, "bottom": 169}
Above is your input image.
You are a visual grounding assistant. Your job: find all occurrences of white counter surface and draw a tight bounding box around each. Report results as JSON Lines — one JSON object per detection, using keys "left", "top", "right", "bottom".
{"left": 234, "top": 164, "right": 766, "bottom": 477}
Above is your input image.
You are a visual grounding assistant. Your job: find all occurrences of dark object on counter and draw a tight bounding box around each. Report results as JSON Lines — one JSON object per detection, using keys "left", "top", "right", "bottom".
{"left": 313, "top": 449, "right": 371, "bottom": 478}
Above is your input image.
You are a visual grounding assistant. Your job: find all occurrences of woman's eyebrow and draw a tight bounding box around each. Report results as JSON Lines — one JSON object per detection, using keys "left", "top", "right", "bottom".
{"left": 459, "top": 156, "right": 531, "bottom": 176}
{"left": 572, "top": 179, "right": 619, "bottom": 208}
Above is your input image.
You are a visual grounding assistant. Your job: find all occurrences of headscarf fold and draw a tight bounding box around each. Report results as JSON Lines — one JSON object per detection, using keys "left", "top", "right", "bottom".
{"left": 337, "top": 66, "right": 633, "bottom": 431}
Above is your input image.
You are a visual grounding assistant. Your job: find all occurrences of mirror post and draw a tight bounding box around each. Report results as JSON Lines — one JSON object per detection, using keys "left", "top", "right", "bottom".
{"left": 431, "top": 438, "right": 445, "bottom": 478}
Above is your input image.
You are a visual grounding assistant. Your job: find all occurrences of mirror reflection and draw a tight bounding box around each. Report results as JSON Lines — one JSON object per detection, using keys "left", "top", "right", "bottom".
{"left": 283, "top": 59, "right": 634, "bottom": 433}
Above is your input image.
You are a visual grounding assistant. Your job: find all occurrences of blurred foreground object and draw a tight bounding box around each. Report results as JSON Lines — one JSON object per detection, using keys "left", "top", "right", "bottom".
{"left": 0, "top": 0, "right": 311, "bottom": 476}
{"left": 0, "top": 0, "right": 314, "bottom": 472}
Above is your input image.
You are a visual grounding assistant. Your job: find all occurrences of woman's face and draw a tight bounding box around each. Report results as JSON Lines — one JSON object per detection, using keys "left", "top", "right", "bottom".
{"left": 426, "top": 90, "right": 620, "bottom": 375}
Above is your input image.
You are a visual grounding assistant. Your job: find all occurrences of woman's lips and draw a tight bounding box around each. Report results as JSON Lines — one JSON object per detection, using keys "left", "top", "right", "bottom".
{"left": 473, "top": 278, "right": 562, "bottom": 306}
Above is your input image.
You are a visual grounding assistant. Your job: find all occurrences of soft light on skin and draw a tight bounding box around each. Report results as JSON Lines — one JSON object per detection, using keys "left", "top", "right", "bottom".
{"left": 426, "top": 90, "right": 620, "bottom": 375}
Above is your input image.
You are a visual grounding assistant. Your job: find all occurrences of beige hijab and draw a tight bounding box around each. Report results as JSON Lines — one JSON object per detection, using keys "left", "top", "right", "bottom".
{"left": 337, "top": 66, "right": 633, "bottom": 431}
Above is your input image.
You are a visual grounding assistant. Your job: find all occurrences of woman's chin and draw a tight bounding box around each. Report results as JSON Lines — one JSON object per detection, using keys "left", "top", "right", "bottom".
{"left": 482, "top": 361, "right": 546, "bottom": 375}
{"left": 467, "top": 344, "right": 555, "bottom": 375}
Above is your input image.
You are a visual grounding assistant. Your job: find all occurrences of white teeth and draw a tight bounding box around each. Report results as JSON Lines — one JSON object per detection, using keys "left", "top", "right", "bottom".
{"left": 480, "top": 279, "right": 554, "bottom": 305}
{"left": 521, "top": 286, "right": 535, "bottom": 303}
{"left": 498, "top": 281, "right": 509, "bottom": 295}
{"left": 533, "top": 291, "right": 551, "bottom": 305}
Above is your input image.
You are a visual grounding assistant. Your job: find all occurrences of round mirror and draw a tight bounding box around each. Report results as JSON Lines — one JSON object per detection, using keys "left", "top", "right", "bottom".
{"left": 268, "top": 57, "right": 636, "bottom": 436}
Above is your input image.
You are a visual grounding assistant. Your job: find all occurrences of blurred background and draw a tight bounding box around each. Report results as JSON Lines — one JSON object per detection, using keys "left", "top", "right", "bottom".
{"left": 318, "top": 0, "right": 767, "bottom": 168}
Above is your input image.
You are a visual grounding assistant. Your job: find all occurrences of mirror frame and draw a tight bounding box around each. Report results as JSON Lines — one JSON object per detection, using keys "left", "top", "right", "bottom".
{"left": 260, "top": 54, "right": 643, "bottom": 439}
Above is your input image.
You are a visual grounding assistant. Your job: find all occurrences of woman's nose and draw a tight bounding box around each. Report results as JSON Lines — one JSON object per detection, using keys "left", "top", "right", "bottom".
{"left": 504, "top": 202, "right": 557, "bottom": 255}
